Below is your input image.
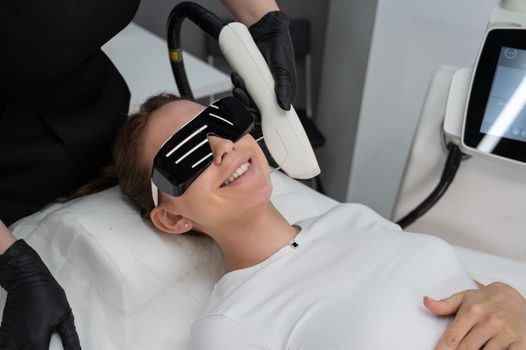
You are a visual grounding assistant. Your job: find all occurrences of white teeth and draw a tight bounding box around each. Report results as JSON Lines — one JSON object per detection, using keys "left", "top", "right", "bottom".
{"left": 222, "top": 161, "right": 251, "bottom": 186}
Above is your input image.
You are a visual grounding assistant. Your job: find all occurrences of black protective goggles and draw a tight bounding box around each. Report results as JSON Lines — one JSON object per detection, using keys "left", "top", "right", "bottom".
{"left": 151, "top": 97, "right": 254, "bottom": 204}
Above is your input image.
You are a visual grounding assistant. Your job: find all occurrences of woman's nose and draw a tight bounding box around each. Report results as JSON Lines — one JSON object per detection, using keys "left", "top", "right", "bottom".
{"left": 208, "top": 135, "right": 234, "bottom": 165}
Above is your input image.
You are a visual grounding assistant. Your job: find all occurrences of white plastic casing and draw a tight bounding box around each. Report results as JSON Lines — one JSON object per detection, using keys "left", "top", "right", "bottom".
{"left": 443, "top": 67, "right": 473, "bottom": 145}
{"left": 218, "top": 22, "right": 320, "bottom": 179}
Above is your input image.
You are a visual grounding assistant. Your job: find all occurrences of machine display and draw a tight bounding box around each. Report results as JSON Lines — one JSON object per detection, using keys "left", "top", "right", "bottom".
{"left": 480, "top": 46, "right": 526, "bottom": 141}
{"left": 463, "top": 28, "right": 526, "bottom": 164}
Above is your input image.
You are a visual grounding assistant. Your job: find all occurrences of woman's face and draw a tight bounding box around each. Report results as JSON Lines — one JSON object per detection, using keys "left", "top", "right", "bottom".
{"left": 142, "top": 99, "right": 272, "bottom": 233}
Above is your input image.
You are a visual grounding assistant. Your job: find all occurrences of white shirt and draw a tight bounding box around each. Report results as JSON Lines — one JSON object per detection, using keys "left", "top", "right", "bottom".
{"left": 191, "top": 204, "right": 477, "bottom": 349}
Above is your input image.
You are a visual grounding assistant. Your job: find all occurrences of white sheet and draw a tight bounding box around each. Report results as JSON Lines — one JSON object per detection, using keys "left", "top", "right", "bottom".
{"left": 3, "top": 172, "right": 525, "bottom": 349}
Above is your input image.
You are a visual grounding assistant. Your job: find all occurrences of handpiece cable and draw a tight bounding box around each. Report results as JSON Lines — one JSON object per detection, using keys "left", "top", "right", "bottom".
{"left": 396, "top": 143, "right": 464, "bottom": 229}
{"left": 167, "top": 2, "right": 228, "bottom": 99}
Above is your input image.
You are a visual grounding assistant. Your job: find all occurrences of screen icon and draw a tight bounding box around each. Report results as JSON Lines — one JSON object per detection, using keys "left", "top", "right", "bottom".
{"left": 504, "top": 48, "right": 518, "bottom": 60}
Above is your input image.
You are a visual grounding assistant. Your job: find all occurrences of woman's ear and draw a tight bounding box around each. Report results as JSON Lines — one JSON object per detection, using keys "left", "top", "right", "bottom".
{"left": 150, "top": 206, "right": 192, "bottom": 234}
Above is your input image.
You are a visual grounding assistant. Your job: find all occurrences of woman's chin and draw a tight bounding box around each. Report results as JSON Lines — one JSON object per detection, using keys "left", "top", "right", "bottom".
{"left": 226, "top": 177, "right": 272, "bottom": 210}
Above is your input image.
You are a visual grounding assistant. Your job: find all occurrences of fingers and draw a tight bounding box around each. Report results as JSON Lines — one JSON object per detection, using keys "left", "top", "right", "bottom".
{"left": 232, "top": 65, "right": 293, "bottom": 113}
{"left": 56, "top": 308, "right": 81, "bottom": 350}
{"left": 484, "top": 334, "right": 512, "bottom": 350}
{"left": 453, "top": 317, "right": 499, "bottom": 350}
{"left": 424, "top": 292, "right": 465, "bottom": 316}
{"left": 269, "top": 33, "right": 296, "bottom": 111}
{"left": 273, "top": 66, "right": 293, "bottom": 111}
{"left": 509, "top": 339, "right": 526, "bottom": 350}
{"left": 232, "top": 87, "right": 253, "bottom": 111}
{"left": 434, "top": 310, "right": 478, "bottom": 350}
{"left": 430, "top": 283, "right": 526, "bottom": 350}
{"left": 231, "top": 72, "right": 261, "bottom": 120}
{"left": 231, "top": 71, "right": 247, "bottom": 92}
{"left": 434, "top": 298, "right": 493, "bottom": 350}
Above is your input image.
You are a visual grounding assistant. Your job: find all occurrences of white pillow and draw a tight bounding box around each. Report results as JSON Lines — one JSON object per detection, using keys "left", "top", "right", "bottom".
{"left": 8, "top": 171, "right": 337, "bottom": 314}
{"left": 10, "top": 186, "right": 222, "bottom": 314}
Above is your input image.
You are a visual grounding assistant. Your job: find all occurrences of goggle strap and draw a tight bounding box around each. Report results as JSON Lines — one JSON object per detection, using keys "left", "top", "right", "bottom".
{"left": 151, "top": 180, "right": 159, "bottom": 207}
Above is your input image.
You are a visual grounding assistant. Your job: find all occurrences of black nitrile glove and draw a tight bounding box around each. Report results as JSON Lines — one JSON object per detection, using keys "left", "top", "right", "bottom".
{"left": 232, "top": 72, "right": 260, "bottom": 119}
{"left": 0, "top": 240, "right": 81, "bottom": 350}
{"left": 247, "top": 11, "right": 296, "bottom": 111}
{"left": 232, "top": 72, "right": 279, "bottom": 168}
{"left": 232, "top": 72, "right": 262, "bottom": 139}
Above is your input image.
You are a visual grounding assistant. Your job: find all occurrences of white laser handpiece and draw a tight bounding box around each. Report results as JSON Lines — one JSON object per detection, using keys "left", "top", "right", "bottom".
{"left": 218, "top": 22, "right": 320, "bottom": 179}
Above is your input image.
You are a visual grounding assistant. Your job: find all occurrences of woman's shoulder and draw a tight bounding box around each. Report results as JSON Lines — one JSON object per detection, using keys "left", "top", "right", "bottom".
{"left": 296, "top": 202, "right": 401, "bottom": 233}
{"left": 297, "top": 203, "right": 457, "bottom": 256}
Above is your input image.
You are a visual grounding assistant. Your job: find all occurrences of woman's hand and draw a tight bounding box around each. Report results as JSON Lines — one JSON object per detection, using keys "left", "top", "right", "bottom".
{"left": 424, "top": 282, "right": 526, "bottom": 349}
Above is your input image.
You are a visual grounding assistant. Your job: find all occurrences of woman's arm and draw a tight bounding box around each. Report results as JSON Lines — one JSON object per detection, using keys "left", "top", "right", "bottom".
{"left": 220, "top": 0, "right": 279, "bottom": 26}
{"left": 0, "top": 219, "right": 17, "bottom": 254}
{"left": 425, "top": 281, "right": 526, "bottom": 349}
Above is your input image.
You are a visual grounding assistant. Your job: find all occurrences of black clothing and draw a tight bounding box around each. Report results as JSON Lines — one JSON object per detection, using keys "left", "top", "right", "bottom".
{"left": 0, "top": 240, "right": 81, "bottom": 349}
{"left": 0, "top": 0, "right": 140, "bottom": 87}
{"left": 0, "top": 0, "right": 140, "bottom": 225}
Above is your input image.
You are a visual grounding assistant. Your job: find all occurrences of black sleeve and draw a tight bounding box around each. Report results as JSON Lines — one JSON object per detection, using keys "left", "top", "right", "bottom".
{"left": 0, "top": 0, "right": 140, "bottom": 87}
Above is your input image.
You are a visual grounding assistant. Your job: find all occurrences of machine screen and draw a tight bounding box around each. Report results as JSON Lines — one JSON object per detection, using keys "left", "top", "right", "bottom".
{"left": 464, "top": 28, "right": 526, "bottom": 164}
{"left": 480, "top": 46, "right": 526, "bottom": 143}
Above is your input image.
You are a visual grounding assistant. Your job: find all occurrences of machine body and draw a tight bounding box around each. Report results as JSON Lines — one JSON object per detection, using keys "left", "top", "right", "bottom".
{"left": 398, "top": 2, "right": 526, "bottom": 227}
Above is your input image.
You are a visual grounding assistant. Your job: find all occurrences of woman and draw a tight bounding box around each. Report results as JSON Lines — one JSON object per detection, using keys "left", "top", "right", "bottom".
{"left": 114, "top": 93, "right": 526, "bottom": 350}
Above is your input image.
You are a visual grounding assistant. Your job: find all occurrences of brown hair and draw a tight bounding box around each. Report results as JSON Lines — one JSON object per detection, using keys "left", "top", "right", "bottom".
{"left": 113, "top": 93, "right": 183, "bottom": 219}
{"left": 54, "top": 162, "right": 119, "bottom": 203}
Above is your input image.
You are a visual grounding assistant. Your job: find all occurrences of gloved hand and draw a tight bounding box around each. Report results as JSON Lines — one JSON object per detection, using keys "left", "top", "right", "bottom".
{"left": 0, "top": 240, "right": 81, "bottom": 350}
{"left": 234, "top": 10, "right": 296, "bottom": 111}
{"left": 232, "top": 72, "right": 278, "bottom": 169}
{"left": 232, "top": 72, "right": 263, "bottom": 141}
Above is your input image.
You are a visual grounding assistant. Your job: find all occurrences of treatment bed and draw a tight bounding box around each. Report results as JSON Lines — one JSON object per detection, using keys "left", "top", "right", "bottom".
{"left": 2, "top": 171, "right": 526, "bottom": 349}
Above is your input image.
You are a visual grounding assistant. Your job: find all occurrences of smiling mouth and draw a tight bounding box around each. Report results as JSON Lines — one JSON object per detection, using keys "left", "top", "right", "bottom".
{"left": 221, "top": 160, "right": 252, "bottom": 187}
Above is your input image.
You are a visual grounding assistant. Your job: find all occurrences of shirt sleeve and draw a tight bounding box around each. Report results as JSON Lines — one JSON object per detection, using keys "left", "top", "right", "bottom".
{"left": 191, "top": 314, "right": 271, "bottom": 350}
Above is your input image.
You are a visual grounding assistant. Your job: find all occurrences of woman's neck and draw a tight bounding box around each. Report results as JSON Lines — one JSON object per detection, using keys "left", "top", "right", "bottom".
{"left": 210, "top": 203, "right": 299, "bottom": 272}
